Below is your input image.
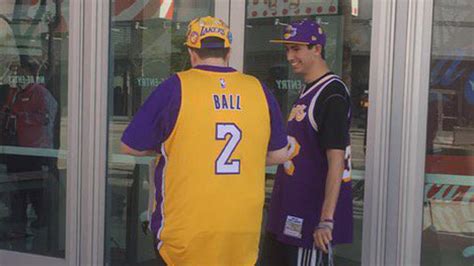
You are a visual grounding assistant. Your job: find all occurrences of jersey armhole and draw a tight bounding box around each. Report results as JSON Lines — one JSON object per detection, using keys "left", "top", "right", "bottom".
{"left": 308, "top": 78, "right": 351, "bottom": 133}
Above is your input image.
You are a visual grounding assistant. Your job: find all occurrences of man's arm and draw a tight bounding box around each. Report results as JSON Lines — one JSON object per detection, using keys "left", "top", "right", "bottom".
{"left": 120, "top": 75, "right": 181, "bottom": 157}
{"left": 311, "top": 80, "right": 351, "bottom": 253}
{"left": 313, "top": 148, "right": 345, "bottom": 253}
{"left": 321, "top": 149, "right": 345, "bottom": 219}
{"left": 261, "top": 82, "right": 288, "bottom": 165}
{"left": 266, "top": 145, "right": 288, "bottom": 165}
{"left": 120, "top": 142, "right": 154, "bottom": 157}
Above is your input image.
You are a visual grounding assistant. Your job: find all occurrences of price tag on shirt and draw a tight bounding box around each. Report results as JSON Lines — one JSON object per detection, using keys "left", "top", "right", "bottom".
{"left": 283, "top": 215, "right": 303, "bottom": 238}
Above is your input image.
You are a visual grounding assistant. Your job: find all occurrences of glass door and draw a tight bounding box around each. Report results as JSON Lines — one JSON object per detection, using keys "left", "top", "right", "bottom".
{"left": 421, "top": 0, "right": 474, "bottom": 265}
{"left": 241, "top": 0, "right": 373, "bottom": 264}
{"left": 0, "top": 0, "right": 69, "bottom": 264}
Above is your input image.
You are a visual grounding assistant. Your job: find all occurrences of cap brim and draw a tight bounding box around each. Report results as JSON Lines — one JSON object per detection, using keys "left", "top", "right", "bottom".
{"left": 269, "top": 40, "right": 311, "bottom": 45}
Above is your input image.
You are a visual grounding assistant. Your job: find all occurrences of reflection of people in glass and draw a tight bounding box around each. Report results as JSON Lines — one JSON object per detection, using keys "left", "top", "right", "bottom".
{"left": 113, "top": 86, "right": 127, "bottom": 116}
{"left": 0, "top": 15, "right": 20, "bottom": 115}
{"left": 263, "top": 19, "right": 353, "bottom": 265}
{"left": 121, "top": 16, "right": 288, "bottom": 265}
{"left": 1, "top": 55, "right": 57, "bottom": 243}
{"left": 2, "top": 56, "right": 57, "bottom": 148}
{"left": 267, "top": 64, "right": 289, "bottom": 117}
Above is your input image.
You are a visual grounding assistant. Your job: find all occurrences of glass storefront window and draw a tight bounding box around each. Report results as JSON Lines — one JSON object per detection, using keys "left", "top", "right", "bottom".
{"left": 244, "top": 0, "right": 372, "bottom": 264}
{"left": 421, "top": 1, "right": 474, "bottom": 265}
{"left": 106, "top": 1, "right": 214, "bottom": 264}
{"left": 0, "top": 0, "right": 68, "bottom": 258}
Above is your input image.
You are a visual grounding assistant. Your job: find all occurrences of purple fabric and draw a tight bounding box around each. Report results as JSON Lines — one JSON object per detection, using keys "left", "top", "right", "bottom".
{"left": 150, "top": 156, "right": 166, "bottom": 237}
{"left": 266, "top": 77, "right": 353, "bottom": 248}
{"left": 261, "top": 82, "right": 289, "bottom": 151}
{"left": 121, "top": 75, "right": 181, "bottom": 152}
{"left": 194, "top": 64, "right": 236, "bottom": 73}
{"left": 271, "top": 19, "right": 326, "bottom": 46}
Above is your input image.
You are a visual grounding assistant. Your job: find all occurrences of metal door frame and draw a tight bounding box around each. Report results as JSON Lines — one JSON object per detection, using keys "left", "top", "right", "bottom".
{"left": 362, "top": 0, "right": 434, "bottom": 265}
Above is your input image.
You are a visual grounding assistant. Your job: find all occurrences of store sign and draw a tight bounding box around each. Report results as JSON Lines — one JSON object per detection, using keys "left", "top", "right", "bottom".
{"left": 247, "top": 0, "right": 338, "bottom": 19}
{"left": 7, "top": 75, "right": 45, "bottom": 85}
{"left": 136, "top": 77, "right": 165, "bottom": 87}
{"left": 276, "top": 79, "right": 303, "bottom": 90}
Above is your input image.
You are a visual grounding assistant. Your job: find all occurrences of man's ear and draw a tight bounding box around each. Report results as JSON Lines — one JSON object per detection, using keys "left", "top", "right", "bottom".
{"left": 314, "top": 44, "right": 323, "bottom": 56}
{"left": 188, "top": 47, "right": 197, "bottom": 66}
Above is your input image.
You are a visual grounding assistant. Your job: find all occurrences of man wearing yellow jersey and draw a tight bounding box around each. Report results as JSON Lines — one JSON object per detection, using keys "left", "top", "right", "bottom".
{"left": 121, "top": 16, "right": 288, "bottom": 266}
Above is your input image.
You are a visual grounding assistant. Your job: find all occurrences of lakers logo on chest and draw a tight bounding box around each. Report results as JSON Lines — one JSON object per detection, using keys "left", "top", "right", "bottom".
{"left": 288, "top": 104, "right": 307, "bottom": 122}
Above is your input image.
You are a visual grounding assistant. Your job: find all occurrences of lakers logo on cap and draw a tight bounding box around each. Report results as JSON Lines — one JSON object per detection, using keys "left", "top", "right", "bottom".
{"left": 283, "top": 26, "right": 297, "bottom": 40}
{"left": 200, "top": 26, "right": 225, "bottom": 36}
{"left": 189, "top": 31, "right": 199, "bottom": 44}
{"left": 185, "top": 16, "right": 232, "bottom": 49}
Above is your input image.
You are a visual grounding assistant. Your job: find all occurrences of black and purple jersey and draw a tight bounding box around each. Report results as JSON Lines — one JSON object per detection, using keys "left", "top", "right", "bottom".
{"left": 266, "top": 73, "right": 353, "bottom": 249}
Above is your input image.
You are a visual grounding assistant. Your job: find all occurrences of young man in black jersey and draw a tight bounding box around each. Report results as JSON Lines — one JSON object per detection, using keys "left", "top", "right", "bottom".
{"left": 262, "top": 19, "right": 353, "bottom": 266}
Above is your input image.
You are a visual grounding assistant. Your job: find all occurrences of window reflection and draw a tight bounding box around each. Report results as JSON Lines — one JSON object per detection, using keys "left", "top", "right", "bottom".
{"left": 422, "top": 1, "right": 474, "bottom": 265}
{"left": 0, "top": 0, "right": 68, "bottom": 258}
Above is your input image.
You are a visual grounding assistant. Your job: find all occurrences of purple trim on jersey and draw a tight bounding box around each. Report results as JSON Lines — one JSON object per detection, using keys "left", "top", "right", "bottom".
{"left": 261, "top": 82, "right": 288, "bottom": 151}
{"left": 266, "top": 76, "right": 353, "bottom": 248}
{"left": 121, "top": 75, "right": 181, "bottom": 151}
{"left": 194, "top": 64, "right": 237, "bottom": 73}
{"left": 151, "top": 154, "right": 166, "bottom": 239}
{"left": 214, "top": 123, "right": 242, "bottom": 175}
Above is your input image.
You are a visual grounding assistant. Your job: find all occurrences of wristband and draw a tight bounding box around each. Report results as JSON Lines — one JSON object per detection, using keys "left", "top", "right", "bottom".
{"left": 316, "top": 221, "right": 333, "bottom": 231}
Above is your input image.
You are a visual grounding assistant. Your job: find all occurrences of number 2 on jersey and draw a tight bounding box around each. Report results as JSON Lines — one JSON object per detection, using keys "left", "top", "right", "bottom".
{"left": 215, "top": 123, "right": 241, "bottom": 174}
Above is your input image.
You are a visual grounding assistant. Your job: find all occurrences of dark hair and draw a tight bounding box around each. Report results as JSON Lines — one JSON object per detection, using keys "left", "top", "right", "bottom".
{"left": 308, "top": 44, "right": 325, "bottom": 60}
{"left": 190, "top": 37, "right": 230, "bottom": 59}
{"left": 19, "top": 55, "right": 39, "bottom": 74}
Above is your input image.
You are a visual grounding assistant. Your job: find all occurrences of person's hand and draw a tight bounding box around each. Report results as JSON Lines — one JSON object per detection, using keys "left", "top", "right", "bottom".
{"left": 313, "top": 226, "right": 332, "bottom": 253}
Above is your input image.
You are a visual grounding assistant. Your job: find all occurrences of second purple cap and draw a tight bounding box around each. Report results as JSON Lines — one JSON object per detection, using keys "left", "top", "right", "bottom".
{"left": 270, "top": 19, "right": 326, "bottom": 47}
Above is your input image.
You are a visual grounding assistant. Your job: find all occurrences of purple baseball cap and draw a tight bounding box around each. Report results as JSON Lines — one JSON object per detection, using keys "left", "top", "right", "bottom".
{"left": 270, "top": 19, "right": 326, "bottom": 47}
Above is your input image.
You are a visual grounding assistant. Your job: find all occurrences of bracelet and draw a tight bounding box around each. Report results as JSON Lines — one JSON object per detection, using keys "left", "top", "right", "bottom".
{"left": 321, "top": 218, "right": 334, "bottom": 223}
{"left": 316, "top": 221, "right": 333, "bottom": 231}
{"left": 316, "top": 224, "right": 333, "bottom": 231}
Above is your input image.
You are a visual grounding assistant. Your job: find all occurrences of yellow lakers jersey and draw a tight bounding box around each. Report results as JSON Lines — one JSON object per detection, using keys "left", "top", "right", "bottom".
{"left": 157, "top": 67, "right": 271, "bottom": 266}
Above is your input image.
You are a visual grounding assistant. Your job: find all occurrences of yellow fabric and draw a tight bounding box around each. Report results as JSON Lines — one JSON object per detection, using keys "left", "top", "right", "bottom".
{"left": 158, "top": 68, "right": 271, "bottom": 266}
{"left": 185, "top": 16, "right": 232, "bottom": 48}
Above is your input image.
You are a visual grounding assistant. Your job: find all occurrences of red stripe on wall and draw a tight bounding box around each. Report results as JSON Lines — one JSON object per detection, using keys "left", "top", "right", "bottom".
{"left": 442, "top": 185, "right": 454, "bottom": 198}
{"left": 452, "top": 186, "right": 470, "bottom": 202}
{"left": 163, "top": 1, "right": 174, "bottom": 20}
{"left": 427, "top": 184, "right": 444, "bottom": 198}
